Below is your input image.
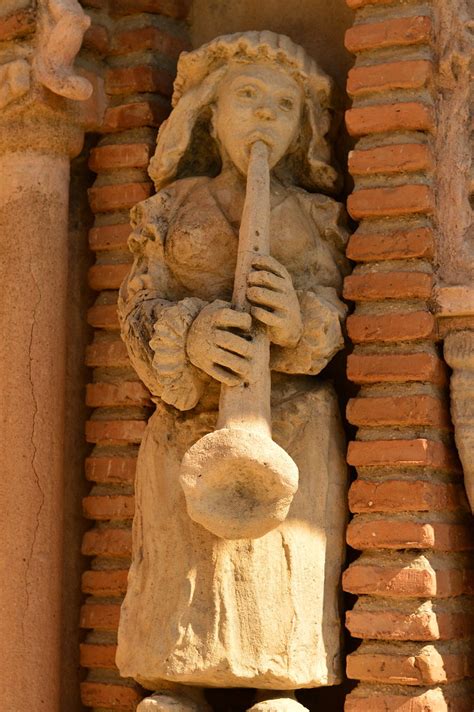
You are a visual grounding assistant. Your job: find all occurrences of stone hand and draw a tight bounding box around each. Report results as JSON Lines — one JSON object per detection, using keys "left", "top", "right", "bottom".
{"left": 186, "top": 300, "right": 256, "bottom": 386}
{"left": 247, "top": 255, "right": 303, "bottom": 347}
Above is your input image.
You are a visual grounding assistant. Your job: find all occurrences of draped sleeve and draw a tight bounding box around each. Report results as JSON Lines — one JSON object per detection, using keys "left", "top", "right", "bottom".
{"left": 118, "top": 179, "right": 209, "bottom": 411}
{"left": 271, "top": 191, "right": 349, "bottom": 376}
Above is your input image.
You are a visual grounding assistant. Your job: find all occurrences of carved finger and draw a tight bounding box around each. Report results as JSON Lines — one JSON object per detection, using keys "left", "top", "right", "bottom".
{"left": 250, "top": 306, "right": 284, "bottom": 328}
{"left": 252, "top": 255, "right": 290, "bottom": 281}
{"left": 247, "top": 269, "right": 285, "bottom": 292}
{"left": 214, "top": 308, "right": 252, "bottom": 331}
{"left": 247, "top": 286, "right": 286, "bottom": 310}
{"left": 212, "top": 347, "right": 252, "bottom": 377}
{"left": 214, "top": 330, "right": 253, "bottom": 357}
{"left": 207, "top": 364, "right": 242, "bottom": 387}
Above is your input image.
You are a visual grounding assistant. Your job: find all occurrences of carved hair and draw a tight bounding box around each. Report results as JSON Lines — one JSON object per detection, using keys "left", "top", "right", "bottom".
{"left": 149, "top": 31, "right": 341, "bottom": 194}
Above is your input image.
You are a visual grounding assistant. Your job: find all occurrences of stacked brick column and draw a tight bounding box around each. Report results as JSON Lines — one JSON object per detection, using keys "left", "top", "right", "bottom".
{"left": 342, "top": 1, "right": 473, "bottom": 710}
{"left": 79, "top": 2, "right": 190, "bottom": 709}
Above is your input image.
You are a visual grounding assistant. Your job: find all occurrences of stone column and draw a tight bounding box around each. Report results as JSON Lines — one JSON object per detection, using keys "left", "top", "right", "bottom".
{"left": 0, "top": 2, "right": 92, "bottom": 710}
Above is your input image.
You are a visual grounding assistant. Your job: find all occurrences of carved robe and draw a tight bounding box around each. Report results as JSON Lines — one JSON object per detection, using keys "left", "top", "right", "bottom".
{"left": 116, "top": 175, "right": 348, "bottom": 690}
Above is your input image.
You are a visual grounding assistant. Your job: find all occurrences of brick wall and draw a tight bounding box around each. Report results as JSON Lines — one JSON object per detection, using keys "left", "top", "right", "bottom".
{"left": 79, "top": 1, "right": 190, "bottom": 709}
{"left": 343, "top": 0, "right": 473, "bottom": 709}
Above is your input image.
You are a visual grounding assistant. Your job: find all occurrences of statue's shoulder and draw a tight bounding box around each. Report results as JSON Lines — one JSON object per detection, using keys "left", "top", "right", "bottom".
{"left": 287, "top": 186, "right": 349, "bottom": 253}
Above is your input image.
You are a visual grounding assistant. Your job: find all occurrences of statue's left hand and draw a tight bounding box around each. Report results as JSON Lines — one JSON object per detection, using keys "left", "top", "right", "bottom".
{"left": 247, "top": 255, "right": 303, "bottom": 348}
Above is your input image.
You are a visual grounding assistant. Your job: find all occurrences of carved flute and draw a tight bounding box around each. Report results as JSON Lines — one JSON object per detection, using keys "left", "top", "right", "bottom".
{"left": 180, "top": 141, "right": 299, "bottom": 540}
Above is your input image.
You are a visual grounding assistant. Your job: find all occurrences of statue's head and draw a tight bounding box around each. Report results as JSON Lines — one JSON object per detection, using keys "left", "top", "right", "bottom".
{"left": 149, "top": 31, "right": 341, "bottom": 194}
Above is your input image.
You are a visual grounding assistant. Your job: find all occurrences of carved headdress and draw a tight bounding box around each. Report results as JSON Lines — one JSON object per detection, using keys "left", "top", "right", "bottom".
{"left": 149, "top": 31, "right": 341, "bottom": 193}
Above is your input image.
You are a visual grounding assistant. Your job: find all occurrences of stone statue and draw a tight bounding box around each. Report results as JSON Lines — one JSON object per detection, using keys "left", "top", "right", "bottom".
{"left": 116, "top": 31, "right": 349, "bottom": 712}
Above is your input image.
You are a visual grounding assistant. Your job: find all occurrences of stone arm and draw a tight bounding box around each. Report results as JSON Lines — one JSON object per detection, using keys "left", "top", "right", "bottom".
{"left": 118, "top": 192, "right": 208, "bottom": 412}
{"left": 271, "top": 191, "right": 349, "bottom": 375}
{"left": 271, "top": 286, "right": 347, "bottom": 375}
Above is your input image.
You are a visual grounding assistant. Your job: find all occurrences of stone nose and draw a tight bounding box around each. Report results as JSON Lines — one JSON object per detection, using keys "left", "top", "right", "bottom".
{"left": 254, "top": 104, "right": 276, "bottom": 121}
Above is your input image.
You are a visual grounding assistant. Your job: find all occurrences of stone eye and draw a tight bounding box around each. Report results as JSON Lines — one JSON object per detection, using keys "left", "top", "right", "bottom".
{"left": 279, "top": 97, "right": 294, "bottom": 111}
{"left": 237, "top": 86, "right": 256, "bottom": 99}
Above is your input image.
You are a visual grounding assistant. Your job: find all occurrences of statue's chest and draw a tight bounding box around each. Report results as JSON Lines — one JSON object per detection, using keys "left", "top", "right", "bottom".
{"left": 165, "top": 189, "right": 316, "bottom": 301}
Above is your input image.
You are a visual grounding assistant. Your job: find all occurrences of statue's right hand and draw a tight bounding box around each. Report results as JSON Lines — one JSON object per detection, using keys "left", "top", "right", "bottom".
{"left": 186, "top": 300, "right": 255, "bottom": 386}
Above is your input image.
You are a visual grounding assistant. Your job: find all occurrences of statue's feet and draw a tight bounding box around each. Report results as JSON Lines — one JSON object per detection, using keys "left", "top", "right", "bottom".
{"left": 247, "top": 691, "right": 309, "bottom": 712}
{"left": 137, "top": 690, "right": 211, "bottom": 712}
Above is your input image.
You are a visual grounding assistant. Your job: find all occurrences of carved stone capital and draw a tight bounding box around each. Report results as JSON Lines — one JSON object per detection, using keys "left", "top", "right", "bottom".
{"left": 0, "top": 0, "right": 93, "bottom": 157}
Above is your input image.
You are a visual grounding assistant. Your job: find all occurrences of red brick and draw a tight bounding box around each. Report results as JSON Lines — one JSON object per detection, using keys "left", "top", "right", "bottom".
{"left": 87, "top": 304, "right": 120, "bottom": 330}
{"left": 343, "top": 562, "right": 469, "bottom": 598}
{"left": 80, "top": 602, "right": 121, "bottom": 630}
{"left": 83, "top": 494, "right": 135, "bottom": 520}
{"left": 347, "top": 439, "right": 459, "bottom": 472}
{"left": 86, "top": 381, "right": 150, "bottom": 408}
{"left": 344, "top": 272, "right": 433, "bottom": 301}
{"left": 347, "top": 519, "right": 473, "bottom": 551}
{"left": 80, "top": 681, "right": 141, "bottom": 710}
{"left": 347, "top": 311, "right": 435, "bottom": 344}
{"left": 82, "top": 527, "right": 132, "bottom": 557}
{"left": 86, "top": 420, "right": 146, "bottom": 444}
{"left": 88, "top": 182, "right": 152, "bottom": 213}
{"left": 82, "top": 569, "right": 129, "bottom": 596}
{"left": 345, "top": 16, "right": 433, "bottom": 53}
{"left": 80, "top": 642, "right": 118, "bottom": 669}
{"left": 348, "top": 185, "right": 434, "bottom": 219}
{"left": 346, "top": 395, "right": 449, "bottom": 428}
{"left": 345, "top": 689, "right": 472, "bottom": 712}
{"left": 346, "top": 228, "right": 435, "bottom": 262}
{"left": 89, "top": 143, "right": 151, "bottom": 172}
{"left": 105, "top": 66, "right": 174, "bottom": 97}
{"left": 346, "top": 649, "right": 468, "bottom": 685}
{"left": 348, "top": 60, "right": 432, "bottom": 96}
{"left": 0, "top": 8, "right": 36, "bottom": 41}
{"left": 347, "top": 352, "right": 447, "bottom": 385}
{"left": 85, "top": 338, "right": 129, "bottom": 367}
{"left": 88, "top": 263, "right": 131, "bottom": 290}
{"left": 83, "top": 24, "right": 109, "bottom": 55}
{"left": 346, "top": 102, "right": 434, "bottom": 136}
{"left": 89, "top": 223, "right": 131, "bottom": 251}
{"left": 110, "top": 0, "right": 191, "bottom": 19}
{"left": 349, "top": 144, "right": 433, "bottom": 176}
{"left": 85, "top": 456, "right": 137, "bottom": 484}
{"left": 346, "top": 607, "right": 472, "bottom": 641}
{"left": 348, "top": 480, "right": 465, "bottom": 514}
{"left": 111, "top": 25, "right": 189, "bottom": 59}
{"left": 103, "top": 100, "right": 168, "bottom": 131}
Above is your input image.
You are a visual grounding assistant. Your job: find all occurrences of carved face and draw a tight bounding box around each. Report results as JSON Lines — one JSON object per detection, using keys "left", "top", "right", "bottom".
{"left": 212, "top": 63, "right": 304, "bottom": 175}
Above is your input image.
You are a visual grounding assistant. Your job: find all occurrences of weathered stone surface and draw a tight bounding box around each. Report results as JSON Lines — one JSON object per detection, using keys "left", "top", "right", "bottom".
{"left": 116, "top": 31, "right": 348, "bottom": 696}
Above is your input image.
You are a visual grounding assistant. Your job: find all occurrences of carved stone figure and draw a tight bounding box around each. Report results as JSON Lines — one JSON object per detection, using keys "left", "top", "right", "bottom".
{"left": 116, "top": 32, "right": 349, "bottom": 712}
